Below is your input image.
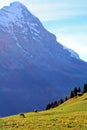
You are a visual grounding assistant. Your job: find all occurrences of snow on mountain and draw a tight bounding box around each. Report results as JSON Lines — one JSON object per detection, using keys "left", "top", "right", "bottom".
{"left": 63, "top": 46, "right": 80, "bottom": 60}
{"left": 0, "top": 2, "right": 41, "bottom": 38}
{"left": 0, "top": 2, "right": 23, "bottom": 27}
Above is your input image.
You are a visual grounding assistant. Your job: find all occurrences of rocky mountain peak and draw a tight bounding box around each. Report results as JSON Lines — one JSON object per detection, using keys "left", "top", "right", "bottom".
{"left": 0, "top": 2, "right": 34, "bottom": 32}
{"left": 0, "top": 1, "right": 56, "bottom": 56}
{"left": 10, "top": 1, "right": 25, "bottom": 8}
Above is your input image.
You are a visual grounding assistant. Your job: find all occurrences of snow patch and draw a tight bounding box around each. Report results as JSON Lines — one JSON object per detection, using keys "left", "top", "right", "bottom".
{"left": 63, "top": 46, "right": 80, "bottom": 60}
{"left": 0, "top": 2, "right": 26, "bottom": 32}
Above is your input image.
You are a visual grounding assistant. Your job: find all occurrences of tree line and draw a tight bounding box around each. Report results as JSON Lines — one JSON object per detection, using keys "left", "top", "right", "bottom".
{"left": 45, "top": 83, "right": 87, "bottom": 110}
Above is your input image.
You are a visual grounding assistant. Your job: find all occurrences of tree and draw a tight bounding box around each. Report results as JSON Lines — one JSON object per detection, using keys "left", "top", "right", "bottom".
{"left": 70, "top": 90, "right": 74, "bottom": 98}
{"left": 53, "top": 101, "right": 58, "bottom": 108}
{"left": 73, "top": 87, "right": 78, "bottom": 96}
{"left": 59, "top": 98, "right": 64, "bottom": 104}
{"left": 46, "top": 103, "right": 51, "bottom": 110}
{"left": 83, "top": 83, "right": 87, "bottom": 93}
{"left": 50, "top": 102, "right": 54, "bottom": 108}
{"left": 77, "top": 86, "right": 81, "bottom": 92}
{"left": 65, "top": 96, "right": 68, "bottom": 101}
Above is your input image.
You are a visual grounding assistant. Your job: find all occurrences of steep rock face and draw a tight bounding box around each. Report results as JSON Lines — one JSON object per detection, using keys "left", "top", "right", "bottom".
{"left": 0, "top": 2, "right": 87, "bottom": 116}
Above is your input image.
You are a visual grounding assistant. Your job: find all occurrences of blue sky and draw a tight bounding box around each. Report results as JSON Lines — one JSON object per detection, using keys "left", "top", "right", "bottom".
{"left": 0, "top": 0, "right": 87, "bottom": 61}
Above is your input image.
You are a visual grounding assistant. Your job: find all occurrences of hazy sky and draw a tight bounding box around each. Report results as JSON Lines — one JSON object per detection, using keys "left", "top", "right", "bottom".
{"left": 0, "top": 0, "right": 87, "bottom": 61}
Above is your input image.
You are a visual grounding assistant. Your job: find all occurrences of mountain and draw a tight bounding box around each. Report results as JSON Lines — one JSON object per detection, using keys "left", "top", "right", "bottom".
{"left": 0, "top": 2, "right": 87, "bottom": 117}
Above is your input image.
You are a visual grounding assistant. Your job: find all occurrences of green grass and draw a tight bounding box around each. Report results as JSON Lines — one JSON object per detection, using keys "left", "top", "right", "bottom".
{"left": 0, "top": 93, "right": 87, "bottom": 130}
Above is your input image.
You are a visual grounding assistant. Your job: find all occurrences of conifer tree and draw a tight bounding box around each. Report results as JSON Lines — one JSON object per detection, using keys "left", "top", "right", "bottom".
{"left": 78, "top": 87, "right": 81, "bottom": 92}
{"left": 59, "top": 98, "right": 64, "bottom": 104}
{"left": 70, "top": 90, "right": 74, "bottom": 98}
{"left": 65, "top": 96, "right": 68, "bottom": 101}
{"left": 83, "top": 83, "right": 87, "bottom": 93}
{"left": 46, "top": 103, "right": 51, "bottom": 110}
{"left": 73, "top": 87, "right": 78, "bottom": 96}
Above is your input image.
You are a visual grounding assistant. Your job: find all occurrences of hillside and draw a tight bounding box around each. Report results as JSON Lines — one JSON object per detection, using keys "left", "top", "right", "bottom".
{"left": 0, "top": 93, "right": 87, "bottom": 130}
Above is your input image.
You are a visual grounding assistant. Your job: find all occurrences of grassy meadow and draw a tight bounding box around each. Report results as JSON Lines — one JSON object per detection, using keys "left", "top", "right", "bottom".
{"left": 0, "top": 93, "right": 87, "bottom": 130}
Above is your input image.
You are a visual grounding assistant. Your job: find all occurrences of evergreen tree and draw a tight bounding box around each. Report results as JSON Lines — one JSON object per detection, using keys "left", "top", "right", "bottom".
{"left": 57, "top": 100, "right": 60, "bottom": 106}
{"left": 73, "top": 87, "right": 78, "bottom": 96}
{"left": 46, "top": 103, "right": 51, "bottom": 110}
{"left": 50, "top": 102, "right": 54, "bottom": 108}
{"left": 59, "top": 98, "right": 64, "bottom": 104}
{"left": 83, "top": 83, "right": 87, "bottom": 93}
{"left": 65, "top": 96, "right": 68, "bottom": 101}
{"left": 70, "top": 90, "right": 74, "bottom": 98}
{"left": 77, "top": 86, "right": 81, "bottom": 92}
{"left": 53, "top": 101, "right": 58, "bottom": 107}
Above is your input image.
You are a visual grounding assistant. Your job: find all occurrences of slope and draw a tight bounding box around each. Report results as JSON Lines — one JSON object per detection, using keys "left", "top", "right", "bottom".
{"left": 0, "top": 93, "right": 87, "bottom": 130}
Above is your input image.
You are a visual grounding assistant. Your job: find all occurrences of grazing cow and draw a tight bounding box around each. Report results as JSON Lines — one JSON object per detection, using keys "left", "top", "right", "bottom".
{"left": 19, "top": 113, "right": 25, "bottom": 118}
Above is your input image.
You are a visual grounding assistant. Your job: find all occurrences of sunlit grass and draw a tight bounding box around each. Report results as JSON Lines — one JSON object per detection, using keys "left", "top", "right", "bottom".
{"left": 0, "top": 93, "right": 87, "bottom": 130}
